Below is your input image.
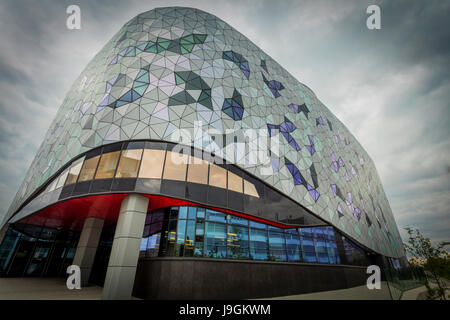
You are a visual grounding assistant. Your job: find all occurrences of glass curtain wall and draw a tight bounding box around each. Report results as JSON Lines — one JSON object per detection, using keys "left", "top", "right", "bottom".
{"left": 27, "top": 140, "right": 323, "bottom": 228}
{"left": 140, "top": 206, "right": 365, "bottom": 266}
{"left": 59, "top": 142, "right": 262, "bottom": 199}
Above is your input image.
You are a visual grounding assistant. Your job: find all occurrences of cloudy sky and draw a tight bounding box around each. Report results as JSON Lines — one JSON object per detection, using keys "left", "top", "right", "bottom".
{"left": 0, "top": 0, "right": 448, "bottom": 245}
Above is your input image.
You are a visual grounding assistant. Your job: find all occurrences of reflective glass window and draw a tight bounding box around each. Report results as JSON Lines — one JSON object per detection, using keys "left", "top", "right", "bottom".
{"left": 65, "top": 158, "right": 84, "bottom": 186}
{"left": 285, "top": 230, "right": 301, "bottom": 262}
{"left": 170, "top": 219, "right": 186, "bottom": 257}
{"left": 303, "top": 250, "right": 317, "bottom": 263}
{"left": 148, "top": 221, "right": 163, "bottom": 238}
{"left": 315, "top": 237, "right": 329, "bottom": 263}
{"left": 176, "top": 220, "right": 186, "bottom": 244}
{"left": 243, "top": 174, "right": 264, "bottom": 216}
{"left": 197, "top": 207, "right": 206, "bottom": 219}
{"left": 249, "top": 228, "right": 268, "bottom": 260}
{"left": 185, "top": 207, "right": 195, "bottom": 219}
{"left": 95, "top": 151, "right": 120, "bottom": 179}
{"left": 249, "top": 221, "right": 266, "bottom": 230}
{"left": 301, "top": 228, "right": 314, "bottom": 238}
{"left": 56, "top": 170, "right": 69, "bottom": 189}
{"left": 139, "top": 149, "right": 165, "bottom": 179}
{"left": 228, "top": 215, "right": 248, "bottom": 226}
{"left": 150, "top": 210, "right": 164, "bottom": 223}
{"left": 179, "top": 207, "right": 188, "bottom": 219}
{"left": 324, "top": 226, "right": 335, "bottom": 240}
{"left": 228, "top": 171, "right": 243, "bottom": 193}
{"left": 169, "top": 207, "right": 179, "bottom": 219}
{"left": 312, "top": 227, "right": 325, "bottom": 239}
{"left": 187, "top": 157, "right": 209, "bottom": 184}
{"left": 116, "top": 149, "right": 142, "bottom": 178}
{"left": 343, "top": 237, "right": 367, "bottom": 266}
{"left": 204, "top": 222, "right": 227, "bottom": 258}
{"left": 140, "top": 237, "right": 148, "bottom": 257}
{"left": 268, "top": 225, "right": 284, "bottom": 232}
{"left": 209, "top": 164, "right": 226, "bottom": 189}
{"left": 77, "top": 156, "right": 100, "bottom": 182}
{"left": 268, "top": 230, "right": 287, "bottom": 261}
{"left": 166, "top": 219, "right": 177, "bottom": 256}
{"left": 227, "top": 225, "right": 249, "bottom": 259}
{"left": 65, "top": 247, "right": 76, "bottom": 260}
{"left": 184, "top": 220, "right": 196, "bottom": 257}
{"left": 243, "top": 180, "right": 260, "bottom": 198}
{"left": 163, "top": 151, "right": 188, "bottom": 181}
{"left": 139, "top": 205, "right": 352, "bottom": 267}
{"left": 146, "top": 233, "right": 161, "bottom": 257}
{"left": 0, "top": 229, "right": 21, "bottom": 271}
{"left": 206, "top": 209, "right": 226, "bottom": 223}
{"left": 326, "top": 240, "right": 339, "bottom": 264}
{"left": 300, "top": 228, "right": 317, "bottom": 263}
{"left": 194, "top": 221, "right": 204, "bottom": 257}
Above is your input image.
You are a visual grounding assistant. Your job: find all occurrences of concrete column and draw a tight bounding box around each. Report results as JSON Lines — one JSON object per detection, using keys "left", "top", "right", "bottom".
{"left": 102, "top": 194, "right": 149, "bottom": 300}
{"left": 72, "top": 217, "right": 104, "bottom": 287}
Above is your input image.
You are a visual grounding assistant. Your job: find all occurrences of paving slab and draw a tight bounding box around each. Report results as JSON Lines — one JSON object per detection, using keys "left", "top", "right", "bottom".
{"left": 254, "top": 282, "right": 392, "bottom": 300}
{"left": 0, "top": 278, "right": 102, "bottom": 300}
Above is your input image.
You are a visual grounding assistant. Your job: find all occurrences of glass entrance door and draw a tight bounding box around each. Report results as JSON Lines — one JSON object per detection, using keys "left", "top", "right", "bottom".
{"left": 2, "top": 224, "right": 80, "bottom": 278}
{"left": 25, "top": 242, "right": 52, "bottom": 277}
{"left": 6, "top": 240, "right": 35, "bottom": 276}
{"left": 44, "top": 244, "right": 66, "bottom": 277}
{"left": 59, "top": 246, "right": 76, "bottom": 277}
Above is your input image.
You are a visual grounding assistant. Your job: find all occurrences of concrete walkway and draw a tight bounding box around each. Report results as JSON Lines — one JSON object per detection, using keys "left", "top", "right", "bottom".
{"left": 400, "top": 285, "right": 427, "bottom": 300}
{"left": 258, "top": 282, "right": 392, "bottom": 300}
{"left": 260, "top": 282, "right": 430, "bottom": 300}
{"left": 401, "top": 279, "right": 449, "bottom": 300}
{"left": 0, "top": 277, "right": 430, "bottom": 300}
{"left": 0, "top": 278, "right": 102, "bottom": 300}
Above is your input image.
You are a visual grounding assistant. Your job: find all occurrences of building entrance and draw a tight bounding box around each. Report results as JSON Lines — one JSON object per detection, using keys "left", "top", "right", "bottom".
{"left": 0, "top": 224, "right": 79, "bottom": 278}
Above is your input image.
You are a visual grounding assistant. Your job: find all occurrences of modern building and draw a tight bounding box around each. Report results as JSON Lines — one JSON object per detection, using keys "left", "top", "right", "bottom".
{"left": 0, "top": 7, "right": 407, "bottom": 299}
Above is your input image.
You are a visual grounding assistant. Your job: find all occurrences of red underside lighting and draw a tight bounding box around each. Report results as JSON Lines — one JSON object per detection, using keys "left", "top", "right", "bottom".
{"left": 16, "top": 193, "right": 294, "bottom": 231}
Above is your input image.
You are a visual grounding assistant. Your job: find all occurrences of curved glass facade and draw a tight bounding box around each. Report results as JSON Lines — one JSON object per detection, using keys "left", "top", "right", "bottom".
{"left": 11, "top": 140, "right": 324, "bottom": 227}
{"left": 140, "top": 206, "right": 369, "bottom": 266}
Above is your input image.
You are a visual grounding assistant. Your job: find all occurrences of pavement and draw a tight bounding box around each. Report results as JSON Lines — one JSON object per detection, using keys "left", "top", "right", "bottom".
{"left": 258, "top": 282, "right": 392, "bottom": 300}
{"left": 401, "top": 278, "right": 449, "bottom": 300}
{"left": 400, "top": 285, "right": 427, "bottom": 300}
{"left": 0, "top": 277, "right": 102, "bottom": 300}
{"left": 0, "top": 277, "right": 433, "bottom": 300}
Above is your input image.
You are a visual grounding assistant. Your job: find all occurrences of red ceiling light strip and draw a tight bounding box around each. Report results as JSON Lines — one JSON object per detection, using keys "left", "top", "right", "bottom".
{"left": 17, "top": 193, "right": 296, "bottom": 230}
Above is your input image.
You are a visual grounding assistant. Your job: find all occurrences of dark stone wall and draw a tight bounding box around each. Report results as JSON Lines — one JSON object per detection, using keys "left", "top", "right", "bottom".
{"left": 132, "top": 257, "right": 368, "bottom": 299}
